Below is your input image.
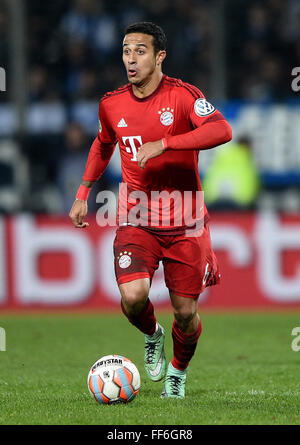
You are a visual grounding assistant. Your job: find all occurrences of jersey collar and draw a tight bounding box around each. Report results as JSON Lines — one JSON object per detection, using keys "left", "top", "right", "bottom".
{"left": 129, "top": 74, "right": 166, "bottom": 102}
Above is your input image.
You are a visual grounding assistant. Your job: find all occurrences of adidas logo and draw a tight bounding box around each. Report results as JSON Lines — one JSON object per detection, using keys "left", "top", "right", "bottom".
{"left": 117, "top": 118, "right": 128, "bottom": 128}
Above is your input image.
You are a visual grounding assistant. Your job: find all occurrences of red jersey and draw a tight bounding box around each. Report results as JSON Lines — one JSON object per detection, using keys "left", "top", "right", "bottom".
{"left": 83, "top": 75, "right": 232, "bottom": 232}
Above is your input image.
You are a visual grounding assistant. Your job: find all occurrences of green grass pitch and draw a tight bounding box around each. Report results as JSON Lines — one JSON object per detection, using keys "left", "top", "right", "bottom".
{"left": 0, "top": 311, "right": 300, "bottom": 425}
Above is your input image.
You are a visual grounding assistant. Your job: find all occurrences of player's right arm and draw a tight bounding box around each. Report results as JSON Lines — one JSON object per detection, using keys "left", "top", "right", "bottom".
{"left": 69, "top": 100, "right": 116, "bottom": 229}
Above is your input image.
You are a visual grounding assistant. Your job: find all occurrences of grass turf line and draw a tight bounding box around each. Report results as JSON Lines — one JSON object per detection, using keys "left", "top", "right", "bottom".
{"left": 0, "top": 312, "right": 300, "bottom": 425}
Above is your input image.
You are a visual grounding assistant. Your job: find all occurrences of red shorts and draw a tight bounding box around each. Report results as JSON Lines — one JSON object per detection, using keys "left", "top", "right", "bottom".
{"left": 113, "top": 225, "right": 220, "bottom": 298}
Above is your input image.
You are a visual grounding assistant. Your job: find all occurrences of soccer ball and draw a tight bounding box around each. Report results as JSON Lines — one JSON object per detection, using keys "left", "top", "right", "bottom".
{"left": 87, "top": 354, "right": 141, "bottom": 404}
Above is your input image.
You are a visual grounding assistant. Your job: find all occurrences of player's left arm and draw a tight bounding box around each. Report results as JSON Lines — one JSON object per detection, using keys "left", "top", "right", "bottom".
{"left": 137, "top": 94, "right": 232, "bottom": 169}
{"left": 162, "top": 96, "right": 232, "bottom": 152}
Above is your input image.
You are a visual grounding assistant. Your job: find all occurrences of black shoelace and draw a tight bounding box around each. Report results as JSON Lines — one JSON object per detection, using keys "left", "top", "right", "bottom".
{"left": 166, "top": 375, "right": 181, "bottom": 395}
{"left": 145, "top": 342, "right": 157, "bottom": 364}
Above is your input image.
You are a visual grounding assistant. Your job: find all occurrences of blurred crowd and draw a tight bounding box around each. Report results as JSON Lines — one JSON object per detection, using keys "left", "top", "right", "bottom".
{"left": 228, "top": 0, "right": 300, "bottom": 100}
{"left": 0, "top": 0, "right": 299, "bottom": 213}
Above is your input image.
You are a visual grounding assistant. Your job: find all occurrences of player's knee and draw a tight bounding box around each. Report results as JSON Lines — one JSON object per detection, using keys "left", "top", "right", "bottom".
{"left": 122, "top": 293, "right": 146, "bottom": 312}
{"left": 119, "top": 279, "right": 149, "bottom": 314}
{"left": 174, "top": 307, "right": 196, "bottom": 330}
{"left": 120, "top": 288, "right": 149, "bottom": 316}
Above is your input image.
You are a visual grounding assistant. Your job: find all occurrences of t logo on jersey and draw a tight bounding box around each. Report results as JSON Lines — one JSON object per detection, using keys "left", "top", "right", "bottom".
{"left": 122, "top": 136, "right": 142, "bottom": 161}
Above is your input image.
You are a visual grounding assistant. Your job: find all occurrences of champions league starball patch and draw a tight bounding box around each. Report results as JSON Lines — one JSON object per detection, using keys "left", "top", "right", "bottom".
{"left": 117, "top": 252, "right": 132, "bottom": 269}
{"left": 194, "top": 98, "right": 215, "bottom": 117}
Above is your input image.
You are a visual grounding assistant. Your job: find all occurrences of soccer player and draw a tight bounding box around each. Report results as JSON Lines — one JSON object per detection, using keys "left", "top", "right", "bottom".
{"left": 69, "top": 22, "right": 232, "bottom": 398}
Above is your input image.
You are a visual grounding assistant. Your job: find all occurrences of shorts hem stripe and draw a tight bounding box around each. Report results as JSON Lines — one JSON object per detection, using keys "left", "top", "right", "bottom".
{"left": 167, "top": 288, "right": 200, "bottom": 299}
{"left": 117, "top": 272, "right": 150, "bottom": 285}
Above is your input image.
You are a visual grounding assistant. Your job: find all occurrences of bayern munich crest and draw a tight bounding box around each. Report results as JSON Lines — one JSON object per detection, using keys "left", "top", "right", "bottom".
{"left": 158, "top": 108, "right": 174, "bottom": 126}
{"left": 118, "top": 251, "right": 132, "bottom": 269}
{"left": 194, "top": 98, "right": 215, "bottom": 117}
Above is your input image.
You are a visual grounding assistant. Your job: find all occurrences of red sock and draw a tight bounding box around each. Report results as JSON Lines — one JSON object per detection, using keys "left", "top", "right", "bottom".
{"left": 121, "top": 298, "right": 157, "bottom": 336}
{"left": 171, "top": 319, "right": 203, "bottom": 370}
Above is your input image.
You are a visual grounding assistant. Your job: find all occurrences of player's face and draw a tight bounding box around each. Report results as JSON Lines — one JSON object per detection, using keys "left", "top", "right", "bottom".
{"left": 122, "top": 33, "right": 165, "bottom": 86}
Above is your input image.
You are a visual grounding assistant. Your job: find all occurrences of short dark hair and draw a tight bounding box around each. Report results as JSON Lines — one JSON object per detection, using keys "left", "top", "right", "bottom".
{"left": 124, "top": 22, "right": 167, "bottom": 54}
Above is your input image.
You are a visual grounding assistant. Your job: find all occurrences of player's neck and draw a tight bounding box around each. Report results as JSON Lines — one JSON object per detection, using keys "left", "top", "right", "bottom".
{"left": 132, "top": 72, "right": 164, "bottom": 99}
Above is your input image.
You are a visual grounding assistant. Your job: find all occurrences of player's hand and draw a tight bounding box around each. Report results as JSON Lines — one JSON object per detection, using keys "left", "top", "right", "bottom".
{"left": 69, "top": 199, "right": 89, "bottom": 228}
{"left": 137, "top": 140, "right": 165, "bottom": 169}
